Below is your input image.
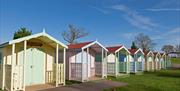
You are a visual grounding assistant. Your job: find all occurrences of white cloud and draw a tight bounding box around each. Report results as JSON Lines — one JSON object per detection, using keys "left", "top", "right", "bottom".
{"left": 111, "top": 5, "right": 158, "bottom": 30}
{"left": 153, "top": 27, "right": 180, "bottom": 45}
{"left": 153, "top": 27, "right": 180, "bottom": 40}
{"left": 90, "top": 6, "right": 109, "bottom": 14}
{"left": 145, "top": 8, "right": 180, "bottom": 12}
{"left": 147, "top": 0, "right": 180, "bottom": 12}
{"left": 153, "top": 0, "right": 180, "bottom": 9}
{"left": 122, "top": 32, "right": 138, "bottom": 40}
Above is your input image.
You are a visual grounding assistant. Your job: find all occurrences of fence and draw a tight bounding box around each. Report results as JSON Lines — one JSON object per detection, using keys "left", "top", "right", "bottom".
{"left": 95, "top": 62, "right": 102, "bottom": 76}
{"left": 57, "top": 64, "right": 64, "bottom": 84}
{"left": 130, "top": 62, "right": 135, "bottom": 72}
{"left": 46, "top": 71, "right": 53, "bottom": 83}
{"left": 136, "top": 62, "right": 142, "bottom": 71}
{"left": 13, "top": 65, "right": 23, "bottom": 90}
{"left": 107, "top": 62, "right": 115, "bottom": 75}
{"left": 71, "top": 63, "right": 82, "bottom": 81}
{"left": 5, "top": 65, "right": 11, "bottom": 90}
{"left": 0, "top": 65, "right": 2, "bottom": 89}
{"left": 119, "top": 62, "right": 127, "bottom": 73}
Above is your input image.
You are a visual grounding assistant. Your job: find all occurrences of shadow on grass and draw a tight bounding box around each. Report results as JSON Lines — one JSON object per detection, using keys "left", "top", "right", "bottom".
{"left": 65, "top": 80, "right": 82, "bottom": 85}
{"left": 104, "top": 83, "right": 162, "bottom": 91}
{"left": 145, "top": 69, "right": 180, "bottom": 78}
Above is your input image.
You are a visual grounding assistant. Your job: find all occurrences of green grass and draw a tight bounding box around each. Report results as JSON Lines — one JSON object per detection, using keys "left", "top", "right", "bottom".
{"left": 104, "top": 69, "right": 180, "bottom": 91}
{"left": 171, "top": 58, "right": 180, "bottom": 64}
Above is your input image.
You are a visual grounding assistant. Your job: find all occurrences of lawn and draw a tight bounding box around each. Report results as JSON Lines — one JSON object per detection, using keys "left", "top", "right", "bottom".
{"left": 104, "top": 69, "right": 180, "bottom": 91}
{"left": 171, "top": 58, "right": 180, "bottom": 64}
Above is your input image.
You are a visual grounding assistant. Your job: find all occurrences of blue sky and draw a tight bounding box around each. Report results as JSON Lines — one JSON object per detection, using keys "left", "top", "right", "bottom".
{"left": 0, "top": 0, "right": 180, "bottom": 50}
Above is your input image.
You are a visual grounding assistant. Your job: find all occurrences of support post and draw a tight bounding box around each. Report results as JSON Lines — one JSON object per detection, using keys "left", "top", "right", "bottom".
{"left": 126, "top": 53, "right": 129, "bottom": 74}
{"left": 11, "top": 43, "right": 15, "bottom": 91}
{"left": 126, "top": 54, "right": 130, "bottom": 73}
{"left": 115, "top": 53, "right": 117, "bottom": 77}
{"left": 101, "top": 49, "right": 104, "bottom": 78}
{"left": 164, "top": 56, "right": 166, "bottom": 69}
{"left": 117, "top": 52, "right": 119, "bottom": 75}
{"left": 134, "top": 55, "right": 137, "bottom": 73}
{"left": 23, "top": 41, "right": 27, "bottom": 91}
{"left": 142, "top": 56, "right": 144, "bottom": 71}
{"left": 147, "top": 57, "right": 149, "bottom": 71}
{"left": 87, "top": 48, "right": 89, "bottom": 79}
{"left": 56, "top": 44, "right": 59, "bottom": 87}
{"left": 2, "top": 50, "right": 5, "bottom": 90}
{"left": 81, "top": 49, "right": 84, "bottom": 82}
{"left": 156, "top": 59, "right": 157, "bottom": 70}
{"left": 63, "top": 48, "right": 66, "bottom": 85}
{"left": 105, "top": 51, "right": 107, "bottom": 78}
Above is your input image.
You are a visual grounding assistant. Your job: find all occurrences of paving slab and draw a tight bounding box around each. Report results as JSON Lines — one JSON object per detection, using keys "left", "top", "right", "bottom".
{"left": 39, "top": 80, "right": 127, "bottom": 91}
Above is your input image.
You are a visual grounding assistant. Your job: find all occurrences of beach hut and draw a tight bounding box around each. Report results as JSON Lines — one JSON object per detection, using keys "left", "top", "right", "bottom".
{"left": 143, "top": 50, "right": 154, "bottom": 71}
{"left": 0, "top": 32, "right": 67, "bottom": 91}
{"left": 128, "top": 48, "right": 145, "bottom": 73}
{"left": 160, "top": 53, "right": 166, "bottom": 69}
{"left": 106, "top": 45, "right": 130, "bottom": 77}
{"left": 66, "top": 41, "right": 108, "bottom": 82}
{"left": 153, "top": 52, "right": 161, "bottom": 70}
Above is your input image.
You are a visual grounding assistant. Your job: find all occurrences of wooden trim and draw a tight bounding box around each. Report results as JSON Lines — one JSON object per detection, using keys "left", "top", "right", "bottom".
{"left": 81, "top": 49, "right": 84, "bottom": 82}
{"left": 63, "top": 48, "right": 66, "bottom": 85}
{"left": 101, "top": 49, "right": 104, "bottom": 78}
{"left": 23, "top": 41, "right": 27, "bottom": 90}
{"left": 11, "top": 44, "right": 15, "bottom": 91}
{"left": 56, "top": 44, "right": 58, "bottom": 87}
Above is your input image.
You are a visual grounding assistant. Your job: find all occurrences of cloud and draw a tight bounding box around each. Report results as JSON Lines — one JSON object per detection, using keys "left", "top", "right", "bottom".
{"left": 153, "top": 27, "right": 180, "bottom": 45}
{"left": 147, "top": 0, "right": 180, "bottom": 12}
{"left": 90, "top": 6, "right": 109, "bottom": 14}
{"left": 111, "top": 5, "right": 158, "bottom": 30}
{"left": 153, "top": 0, "right": 180, "bottom": 9}
{"left": 122, "top": 32, "right": 137, "bottom": 39}
{"left": 145, "top": 8, "right": 180, "bottom": 12}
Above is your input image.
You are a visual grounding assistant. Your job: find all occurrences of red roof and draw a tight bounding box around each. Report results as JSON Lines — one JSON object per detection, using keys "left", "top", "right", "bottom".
{"left": 160, "top": 53, "right": 165, "bottom": 56}
{"left": 106, "top": 46, "right": 123, "bottom": 53}
{"left": 143, "top": 50, "right": 150, "bottom": 56}
{"left": 68, "top": 41, "right": 93, "bottom": 49}
{"left": 153, "top": 52, "right": 159, "bottom": 55}
{"left": 128, "top": 49, "right": 138, "bottom": 54}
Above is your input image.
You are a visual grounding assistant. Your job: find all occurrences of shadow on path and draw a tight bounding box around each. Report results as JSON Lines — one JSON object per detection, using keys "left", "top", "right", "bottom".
{"left": 39, "top": 80, "right": 127, "bottom": 91}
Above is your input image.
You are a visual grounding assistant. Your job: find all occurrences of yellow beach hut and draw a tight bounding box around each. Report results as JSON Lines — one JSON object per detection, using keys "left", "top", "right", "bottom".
{"left": 0, "top": 32, "right": 67, "bottom": 91}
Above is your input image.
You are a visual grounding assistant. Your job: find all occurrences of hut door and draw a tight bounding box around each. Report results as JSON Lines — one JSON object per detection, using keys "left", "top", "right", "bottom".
{"left": 26, "top": 48, "right": 44, "bottom": 86}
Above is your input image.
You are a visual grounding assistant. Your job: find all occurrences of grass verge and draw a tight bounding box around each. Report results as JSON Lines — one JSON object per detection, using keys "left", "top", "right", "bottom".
{"left": 104, "top": 69, "right": 180, "bottom": 91}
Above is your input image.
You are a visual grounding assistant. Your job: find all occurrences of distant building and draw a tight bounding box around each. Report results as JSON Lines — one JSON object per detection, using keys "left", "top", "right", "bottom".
{"left": 168, "top": 52, "right": 180, "bottom": 58}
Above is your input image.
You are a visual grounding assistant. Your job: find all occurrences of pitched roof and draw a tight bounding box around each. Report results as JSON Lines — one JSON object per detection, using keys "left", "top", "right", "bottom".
{"left": 128, "top": 49, "right": 138, "bottom": 54}
{"left": 68, "top": 41, "right": 93, "bottom": 49}
{"left": 67, "top": 41, "right": 108, "bottom": 51}
{"left": 128, "top": 48, "right": 144, "bottom": 55}
{"left": 143, "top": 50, "right": 150, "bottom": 55}
{"left": 0, "top": 32, "right": 68, "bottom": 48}
{"left": 153, "top": 52, "right": 161, "bottom": 57}
{"left": 106, "top": 46, "right": 123, "bottom": 53}
{"left": 160, "top": 53, "right": 166, "bottom": 56}
{"left": 153, "top": 52, "right": 158, "bottom": 55}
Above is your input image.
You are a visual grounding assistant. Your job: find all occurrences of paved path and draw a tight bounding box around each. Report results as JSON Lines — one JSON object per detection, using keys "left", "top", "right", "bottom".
{"left": 172, "top": 64, "right": 180, "bottom": 69}
{"left": 39, "top": 80, "right": 127, "bottom": 91}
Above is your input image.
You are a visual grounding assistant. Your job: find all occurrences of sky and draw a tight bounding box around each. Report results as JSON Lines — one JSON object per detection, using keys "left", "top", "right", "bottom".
{"left": 0, "top": 0, "right": 180, "bottom": 51}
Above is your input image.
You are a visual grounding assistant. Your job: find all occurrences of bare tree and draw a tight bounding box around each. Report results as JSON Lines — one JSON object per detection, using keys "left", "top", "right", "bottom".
{"left": 161, "top": 45, "right": 174, "bottom": 53}
{"left": 174, "top": 44, "right": 180, "bottom": 52}
{"left": 62, "top": 24, "right": 88, "bottom": 44}
{"left": 134, "top": 33, "right": 156, "bottom": 51}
